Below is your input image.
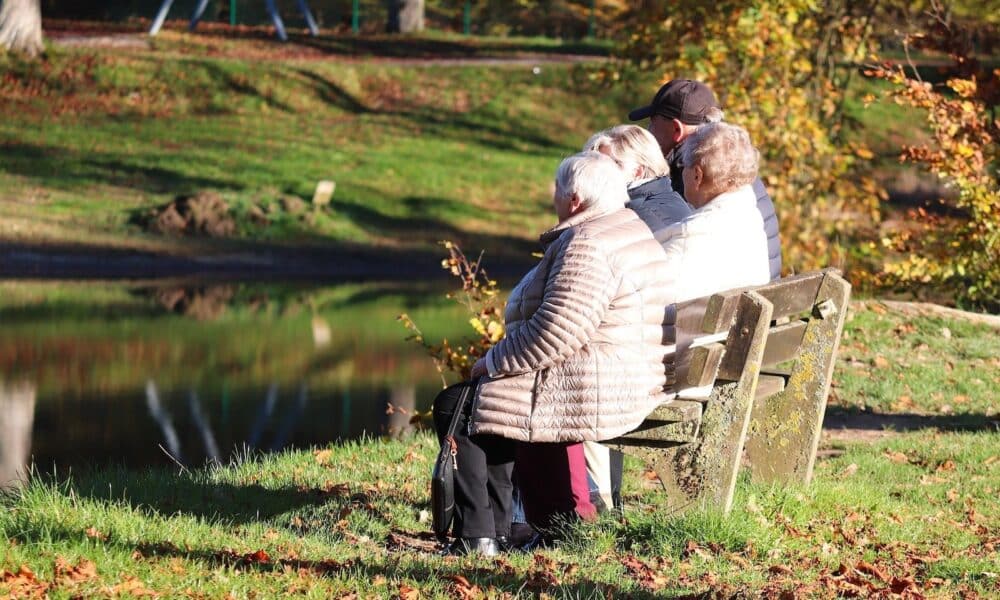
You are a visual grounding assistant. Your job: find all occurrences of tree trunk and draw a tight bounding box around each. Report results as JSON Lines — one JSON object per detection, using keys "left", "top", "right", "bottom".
{"left": 0, "top": 0, "right": 43, "bottom": 57}
{"left": 386, "top": 0, "right": 424, "bottom": 33}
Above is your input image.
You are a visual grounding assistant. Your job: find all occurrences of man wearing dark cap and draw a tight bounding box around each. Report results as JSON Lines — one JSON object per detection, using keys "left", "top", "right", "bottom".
{"left": 629, "top": 79, "right": 782, "bottom": 281}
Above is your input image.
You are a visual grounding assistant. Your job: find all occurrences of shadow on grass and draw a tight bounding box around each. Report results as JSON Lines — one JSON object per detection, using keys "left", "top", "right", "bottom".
{"left": 0, "top": 141, "right": 243, "bottom": 194}
{"left": 289, "top": 33, "right": 610, "bottom": 59}
{"left": 823, "top": 405, "right": 1000, "bottom": 434}
{"left": 8, "top": 517, "right": 682, "bottom": 598}
{"left": 63, "top": 469, "right": 331, "bottom": 524}
{"left": 325, "top": 195, "right": 538, "bottom": 256}
{"left": 292, "top": 67, "right": 566, "bottom": 153}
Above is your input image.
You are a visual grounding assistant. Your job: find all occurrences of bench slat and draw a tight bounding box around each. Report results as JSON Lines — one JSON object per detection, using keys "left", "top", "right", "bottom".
{"left": 755, "top": 374, "right": 786, "bottom": 400}
{"left": 647, "top": 399, "right": 702, "bottom": 422}
{"left": 614, "top": 420, "right": 699, "bottom": 444}
{"left": 615, "top": 400, "right": 702, "bottom": 445}
{"left": 716, "top": 296, "right": 769, "bottom": 381}
{"left": 685, "top": 343, "right": 725, "bottom": 388}
{"left": 762, "top": 319, "right": 808, "bottom": 367}
{"left": 699, "top": 271, "right": 833, "bottom": 333}
{"left": 757, "top": 274, "right": 824, "bottom": 321}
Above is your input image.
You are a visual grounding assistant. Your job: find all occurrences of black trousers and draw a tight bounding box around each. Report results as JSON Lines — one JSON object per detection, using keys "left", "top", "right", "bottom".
{"left": 432, "top": 380, "right": 514, "bottom": 539}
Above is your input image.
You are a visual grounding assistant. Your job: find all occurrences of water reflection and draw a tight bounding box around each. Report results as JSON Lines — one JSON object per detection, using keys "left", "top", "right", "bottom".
{"left": 0, "top": 381, "right": 35, "bottom": 489}
{"left": 0, "top": 280, "right": 467, "bottom": 474}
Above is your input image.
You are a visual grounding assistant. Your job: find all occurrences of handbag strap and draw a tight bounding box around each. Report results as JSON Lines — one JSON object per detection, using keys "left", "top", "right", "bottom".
{"left": 442, "top": 383, "right": 472, "bottom": 468}
{"left": 444, "top": 383, "right": 472, "bottom": 437}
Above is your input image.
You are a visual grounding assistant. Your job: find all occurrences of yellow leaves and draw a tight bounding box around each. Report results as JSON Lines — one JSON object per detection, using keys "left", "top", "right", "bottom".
{"left": 854, "top": 146, "right": 874, "bottom": 160}
{"left": 402, "top": 241, "right": 506, "bottom": 382}
{"left": 486, "top": 321, "right": 504, "bottom": 343}
{"left": 469, "top": 317, "right": 486, "bottom": 336}
{"left": 314, "top": 449, "right": 333, "bottom": 465}
{"left": 946, "top": 77, "right": 977, "bottom": 98}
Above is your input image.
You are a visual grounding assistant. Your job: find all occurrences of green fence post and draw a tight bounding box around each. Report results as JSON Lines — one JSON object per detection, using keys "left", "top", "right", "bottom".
{"left": 230, "top": 0, "right": 236, "bottom": 26}
{"left": 352, "top": 0, "right": 360, "bottom": 33}
{"left": 463, "top": 0, "right": 471, "bottom": 35}
{"left": 588, "top": 0, "right": 596, "bottom": 38}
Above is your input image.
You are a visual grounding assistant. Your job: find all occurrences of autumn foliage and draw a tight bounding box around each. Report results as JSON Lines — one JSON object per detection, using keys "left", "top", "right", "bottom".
{"left": 867, "top": 6, "right": 1000, "bottom": 310}
{"left": 611, "top": 0, "right": 882, "bottom": 276}
{"left": 398, "top": 241, "right": 504, "bottom": 383}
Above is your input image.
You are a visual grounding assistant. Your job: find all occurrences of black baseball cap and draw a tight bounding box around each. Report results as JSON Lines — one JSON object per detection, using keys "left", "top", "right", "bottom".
{"left": 628, "top": 79, "right": 720, "bottom": 124}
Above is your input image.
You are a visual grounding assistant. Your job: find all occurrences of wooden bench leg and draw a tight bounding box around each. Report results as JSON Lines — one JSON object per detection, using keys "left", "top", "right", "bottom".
{"left": 610, "top": 291, "right": 773, "bottom": 514}
{"left": 745, "top": 273, "right": 851, "bottom": 484}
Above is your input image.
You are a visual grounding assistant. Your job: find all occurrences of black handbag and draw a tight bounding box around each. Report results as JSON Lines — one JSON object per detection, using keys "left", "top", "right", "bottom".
{"left": 431, "top": 383, "right": 472, "bottom": 542}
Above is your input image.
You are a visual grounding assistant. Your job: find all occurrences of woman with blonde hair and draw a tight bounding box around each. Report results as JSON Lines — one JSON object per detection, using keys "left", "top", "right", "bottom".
{"left": 584, "top": 124, "right": 692, "bottom": 236}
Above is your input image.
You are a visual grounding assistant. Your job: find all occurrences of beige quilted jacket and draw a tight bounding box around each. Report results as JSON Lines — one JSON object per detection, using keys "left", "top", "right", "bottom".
{"left": 471, "top": 205, "right": 675, "bottom": 443}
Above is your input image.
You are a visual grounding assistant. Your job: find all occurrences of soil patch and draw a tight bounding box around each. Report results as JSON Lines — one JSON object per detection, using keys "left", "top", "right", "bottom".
{"left": 141, "top": 191, "right": 236, "bottom": 238}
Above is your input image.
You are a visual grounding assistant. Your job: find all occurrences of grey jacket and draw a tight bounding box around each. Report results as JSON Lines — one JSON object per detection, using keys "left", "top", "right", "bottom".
{"left": 627, "top": 176, "right": 693, "bottom": 233}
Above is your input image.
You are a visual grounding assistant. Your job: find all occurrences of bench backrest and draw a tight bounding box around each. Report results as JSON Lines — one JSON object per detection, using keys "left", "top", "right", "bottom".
{"left": 608, "top": 269, "right": 851, "bottom": 514}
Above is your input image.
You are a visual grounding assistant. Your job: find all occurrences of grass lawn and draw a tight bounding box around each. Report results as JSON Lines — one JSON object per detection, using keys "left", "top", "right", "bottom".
{"left": 2, "top": 302, "right": 997, "bottom": 598}
{"left": 0, "top": 30, "right": 634, "bottom": 263}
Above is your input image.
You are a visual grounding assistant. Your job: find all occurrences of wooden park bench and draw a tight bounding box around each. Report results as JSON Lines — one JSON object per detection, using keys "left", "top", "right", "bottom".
{"left": 607, "top": 269, "right": 852, "bottom": 514}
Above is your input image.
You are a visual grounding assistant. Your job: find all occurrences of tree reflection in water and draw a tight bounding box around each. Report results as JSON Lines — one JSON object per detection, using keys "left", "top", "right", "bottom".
{"left": 0, "top": 280, "right": 464, "bottom": 471}
{"left": 0, "top": 381, "right": 35, "bottom": 489}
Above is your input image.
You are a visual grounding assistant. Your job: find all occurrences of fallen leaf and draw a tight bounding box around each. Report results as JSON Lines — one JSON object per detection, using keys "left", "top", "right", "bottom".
{"left": 403, "top": 450, "right": 426, "bottom": 463}
{"left": 620, "top": 555, "right": 667, "bottom": 590}
{"left": 947, "top": 488, "right": 959, "bottom": 503}
{"left": 839, "top": 463, "right": 859, "bottom": 478}
{"left": 936, "top": 460, "right": 957, "bottom": 472}
{"left": 682, "top": 540, "right": 713, "bottom": 560}
{"left": 314, "top": 449, "right": 333, "bottom": 465}
{"left": 111, "top": 576, "right": 158, "bottom": 597}
{"left": 893, "top": 395, "right": 915, "bottom": 410}
{"left": 85, "top": 527, "right": 107, "bottom": 541}
{"left": 856, "top": 560, "right": 890, "bottom": 582}
{"left": 398, "top": 584, "right": 419, "bottom": 600}
{"left": 444, "top": 574, "right": 481, "bottom": 600}
{"left": 884, "top": 450, "right": 909, "bottom": 464}
{"left": 872, "top": 356, "right": 890, "bottom": 369}
{"left": 768, "top": 564, "right": 794, "bottom": 576}
{"left": 54, "top": 557, "right": 98, "bottom": 585}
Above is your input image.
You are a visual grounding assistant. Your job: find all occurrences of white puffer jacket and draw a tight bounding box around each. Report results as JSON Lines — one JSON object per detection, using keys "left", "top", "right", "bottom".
{"left": 656, "top": 184, "right": 770, "bottom": 303}
{"left": 471, "top": 205, "right": 675, "bottom": 443}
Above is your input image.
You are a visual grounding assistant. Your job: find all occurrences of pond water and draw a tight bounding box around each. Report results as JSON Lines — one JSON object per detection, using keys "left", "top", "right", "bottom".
{"left": 0, "top": 279, "right": 469, "bottom": 486}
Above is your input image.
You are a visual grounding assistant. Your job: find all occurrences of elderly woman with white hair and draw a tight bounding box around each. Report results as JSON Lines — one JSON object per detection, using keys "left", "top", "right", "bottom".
{"left": 660, "top": 121, "right": 770, "bottom": 302}
{"left": 432, "top": 151, "right": 673, "bottom": 556}
{"left": 584, "top": 124, "right": 692, "bottom": 234}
